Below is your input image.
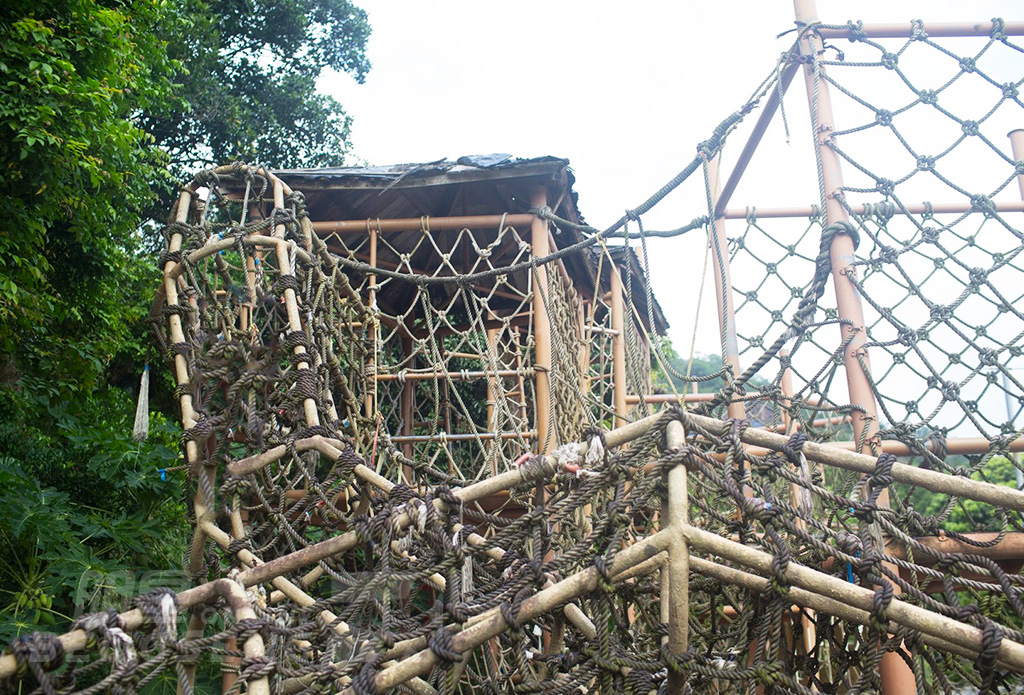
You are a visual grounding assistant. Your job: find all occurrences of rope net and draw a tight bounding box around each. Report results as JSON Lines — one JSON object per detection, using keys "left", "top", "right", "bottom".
{"left": 4, "top": 19, "right": 1024, "bottom": 695}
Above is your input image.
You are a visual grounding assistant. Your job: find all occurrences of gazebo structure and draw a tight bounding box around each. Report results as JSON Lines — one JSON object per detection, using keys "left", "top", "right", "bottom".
{"left": 274, "top": 155, "right": 667, "bottom": 481}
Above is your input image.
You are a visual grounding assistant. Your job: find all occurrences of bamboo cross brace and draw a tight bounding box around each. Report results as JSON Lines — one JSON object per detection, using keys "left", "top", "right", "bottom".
{"left": 229, "top": 436, "right": 607, "bottom": 638}
{"left": 0, "top": 414, "right": 672, "bottom": 682}
{"left": 682, "top": 411, "right": 1024, "bottom": 512}
{"left": 680, "top": 523, "right": 1024, "bottom": 672}
{"left": 688, "top": 557, "right": 1018, "bottom": 671}
{"left": 341, "top": 528, "right": 678, "bottom": 694}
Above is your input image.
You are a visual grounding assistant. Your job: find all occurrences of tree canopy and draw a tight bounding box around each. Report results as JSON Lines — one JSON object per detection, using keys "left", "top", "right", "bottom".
{"left": 0, "top": 0, "right": 369, "bottom": 641}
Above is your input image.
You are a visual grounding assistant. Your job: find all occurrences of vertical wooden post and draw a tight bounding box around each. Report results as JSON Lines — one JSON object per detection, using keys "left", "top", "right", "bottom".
{"left": 401, "top": 335, "right": 415, "bottom": 477}
{"left": 793, "top": 2, "right": 914, "bottom": 693}
{"left": 781, "top": 349, "right": 819, "bottom": 673}
{"left": 485, "top": 328, "right": 499, "bottom": 432}
{"left": 705, "top": 154, "right": 745, "bottom": 421}
{"left": 577, "top": 303, "right": 589, "bottom": 396}
{"left": 531, "top": 187, "right": 553, "bottom": 453}
{"left": 165, "top": 192, "right": 207, "bottom": 577}
{"left": 485, "top": 328, "right": 501, "bottom": 476}
{"left": 610, "top": 264, "right": 628, "bottom": 428}
{"left": 665, "top": 419, "right": 689, "bottom": 695}
{"left": 365, "top": 225, "right": 378, "bottom": 419}
{"left": 781, "top": 349, "right": 795, "bottom": 435}
{"left": 515, "top": 327, "right": 529, "bottom": 426}
{"left": 273, "top": 180, "right": 319, "bottom": 429}
{"left": 222, "top": 636, "right": 240, "bottom": 695}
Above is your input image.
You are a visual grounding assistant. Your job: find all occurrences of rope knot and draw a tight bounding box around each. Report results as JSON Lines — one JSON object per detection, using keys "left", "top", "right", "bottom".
{"left": 428, "top": 626, "right": 460, "bottom": 664}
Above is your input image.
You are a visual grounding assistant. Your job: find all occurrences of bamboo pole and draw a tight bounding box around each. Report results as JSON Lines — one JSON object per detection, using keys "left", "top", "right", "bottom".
{"left": 365, "top": 223, "right": 378, "bottom": 419}
{"left": 665, "top": 420, "right": 689, "bottom": 695}
{"left": 310, "top": 214, "right": 535, "bottom": 235}
{"left": 705, "top": 154, "right": 745, "bottom": 421}
{"left": 684, "top": 410, "right": 1024, "bottom": 512}
{"left": 532, "top": 187, "right": 553, "bottom": 453}
{"left": 373, "top": 369, "right": 530, "bottom": 382}
{"left": 401, "top": 336, "right": 415, "bottom": 464}
{"left": 688, "top": 557, "right": 1019, "bottom": 670}
{"left": 793, "top": 3, "right": 913, "bottom": 689}
{"left": 345, "top": 528, "right": 678, "bottom": 694}
{"left": 681, "top": 524, "right": 1024, "bottom": 672}
{"left": 610, "top": 263, "right": 628, "bottom": 427}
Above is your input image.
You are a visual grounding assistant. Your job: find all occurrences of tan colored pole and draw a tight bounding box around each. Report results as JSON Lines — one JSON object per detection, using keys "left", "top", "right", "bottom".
{"left": 374, "top": 369, "right": 529, "bottom": 382}
{"left": 532, "top": 187, "right": 553, "bottom": 453}
{"left": 348, "top": 529, "right": 678, "bottom": 695}
{"left": 485, "top": 329, "right": 499, "bottom": 434}
{"left": 626, "top": 393, "right": 716, "bottom": 404}
{"left": 686, "top": 409, "right": 1024, "bottom": 511}
{"left": 272, "top": 181, "right": 319, "bottom": 428}
{"left": 163, "top": 192, "right": 210, "bottom": 578}
{"left": 705, "top": 155, "right": 745, "bottom": 421}
{"left": 792, "top": 16, "right": 909, "bottom": 690}
{"left": 779, "top": 350, "right": 818, "bottom": 671}
{"left": 746, "top": 434, "right": 1024, "bottom": 457}
{"left": 665, "top": 420, "right": 689, "bottom": 695}
{"left": 795, "top": 0, "right": 879, "bottom": 453}
{"left": 610, "top": 264, "right": 628, "bottom": 427}
{"left": 688, "top": 556, "right": 1019, "bottom": 670}
{"left": 311, "top": 214, "right": 535, "bottom": 235}
{"left": 400, "top": 336, "right": 415, "bottom": 473}
{"left": 816, "top": 20, "right": 1024, "bottom": 39}
{"left": 723, "top": 200, "right": 1024, "bottom": 220}
{"left": 390, "top": 431, "right": 535, "bottom": 444}
{"left": 365, "top": 224, "right": 378, "bottom": 419}
{"left": 681, "top": 524, "right": 1024, "bottom": 672}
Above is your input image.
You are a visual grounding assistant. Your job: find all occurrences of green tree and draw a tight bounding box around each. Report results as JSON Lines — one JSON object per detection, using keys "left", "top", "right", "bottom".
{"left": 0, "top": 0, "right": 370, "bottom": 640}
{"left": 140, "top": 0, "right": 371, "bottom": 211}
{"left": 0, "top": 0, "right": 177, "bottom": 385}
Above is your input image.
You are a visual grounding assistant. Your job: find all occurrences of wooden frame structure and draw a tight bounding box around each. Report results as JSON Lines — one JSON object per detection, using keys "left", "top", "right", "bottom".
{"left": 275, "top": 156, "right": 669, "bottom": 479}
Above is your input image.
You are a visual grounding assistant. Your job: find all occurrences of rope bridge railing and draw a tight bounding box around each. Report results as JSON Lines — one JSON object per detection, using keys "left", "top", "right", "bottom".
{"left": 7, "top": 14, "right": 1024, "bottom": 695}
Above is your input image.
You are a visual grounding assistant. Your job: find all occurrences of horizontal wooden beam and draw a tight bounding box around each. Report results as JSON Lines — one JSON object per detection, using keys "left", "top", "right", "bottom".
{"left": 311, "top": 214, "right": 535, "bottom": 235}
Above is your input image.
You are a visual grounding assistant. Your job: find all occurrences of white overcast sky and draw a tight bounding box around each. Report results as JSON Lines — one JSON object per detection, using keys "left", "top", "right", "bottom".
{"left": 319, "top": 1, "right": 1024, "bottom": 428}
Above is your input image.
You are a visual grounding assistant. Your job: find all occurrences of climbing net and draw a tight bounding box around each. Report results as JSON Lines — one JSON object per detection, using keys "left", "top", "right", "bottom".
{"left": 5, "top": 18, "right": 1024, "bottom": 695}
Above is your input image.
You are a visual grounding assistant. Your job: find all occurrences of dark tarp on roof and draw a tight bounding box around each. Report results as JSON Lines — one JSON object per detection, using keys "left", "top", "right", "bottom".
{"left": 275, "top": 155, "right": 667, "bottom": 335}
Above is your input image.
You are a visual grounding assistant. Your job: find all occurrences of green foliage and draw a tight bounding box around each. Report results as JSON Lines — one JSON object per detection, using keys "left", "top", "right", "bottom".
{"left": 0, "top": 0, "right": 371, "bottom": 643}
{"left": 907, "top": 455, "right": 1022, "bottom": 533}
{"left": 141, "top": 0, "right": 370, "bottom": 184}
{"left": 0, "top": 1, "right": 177, "bottom": 383}
{"left": 651, "top": 336, "right": 734, "bottom": 394}
{"left": 0, "top": 386, "right": 186, "bottom": 643}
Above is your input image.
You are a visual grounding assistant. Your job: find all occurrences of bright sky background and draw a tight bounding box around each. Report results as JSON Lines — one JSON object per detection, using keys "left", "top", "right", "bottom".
{"left": 319, "top": 1, "right": 1024, "bottom": 433}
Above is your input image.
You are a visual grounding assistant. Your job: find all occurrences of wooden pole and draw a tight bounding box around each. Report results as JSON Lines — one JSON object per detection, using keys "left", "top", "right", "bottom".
{"left": 311, "top": 213, "right": 536, "bottom": 235}
{"left": 610, "top": 264, "right": 628, "bottom": 427}
{"left": 705, "top": 154, "right": 745, "bottom": 421}
{"left": 681, "top": 523, "right": 1024, "bottom": 672}
{"left": 665, "top": 420, "right": 689, "bottom": 695}
{"left": 366, "top": 223, "right": 378, "bottom": 419}
{"left": 685, "top": 410, "right": 1024, "bottom": 512}
{"left": 531, "top": 187, "right": 553, "bottom": 453}
{"left": 688, "top": 556, "right": 1019, "bottom": 670}
{"left": 401, "top": 335, "right": 415, "bottom": 475}
{"left": 792, "top": 2, "right": 913, "bottom": 691}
